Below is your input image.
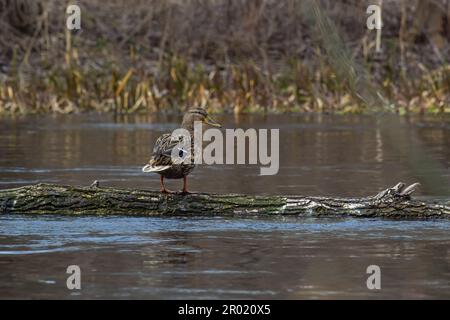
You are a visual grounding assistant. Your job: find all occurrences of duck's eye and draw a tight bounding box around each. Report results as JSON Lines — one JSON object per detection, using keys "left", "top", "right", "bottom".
{"left": 179, "top": 149, "right": 184, "bottom": 157}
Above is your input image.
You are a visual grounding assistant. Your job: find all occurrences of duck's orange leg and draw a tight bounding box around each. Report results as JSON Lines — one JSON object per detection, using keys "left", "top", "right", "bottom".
{"left": 181, "top": 176, "right": 190, "bottom": 194}
{"left": 160, "top": 175, "right": 172, "bottom": 193}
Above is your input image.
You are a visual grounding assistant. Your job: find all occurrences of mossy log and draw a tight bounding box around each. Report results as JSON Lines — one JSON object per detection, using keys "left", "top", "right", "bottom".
{"left": 0, "top": 182, "right": 448, "bottom": 219}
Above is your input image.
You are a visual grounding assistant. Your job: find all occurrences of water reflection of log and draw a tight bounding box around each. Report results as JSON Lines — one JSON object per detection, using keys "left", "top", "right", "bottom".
{"left": 1, "top": 182, "right": 448, "bottom": 219}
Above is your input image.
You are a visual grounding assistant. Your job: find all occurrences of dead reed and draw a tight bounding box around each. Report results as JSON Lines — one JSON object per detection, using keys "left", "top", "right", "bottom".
{"left": 0, "top": 0, "right": 449, "bottom": 115}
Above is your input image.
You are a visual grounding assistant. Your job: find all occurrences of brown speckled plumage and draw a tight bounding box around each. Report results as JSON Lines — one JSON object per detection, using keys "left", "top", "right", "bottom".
{"left": 142, "top": 107, "right": 221, "bottom": 193}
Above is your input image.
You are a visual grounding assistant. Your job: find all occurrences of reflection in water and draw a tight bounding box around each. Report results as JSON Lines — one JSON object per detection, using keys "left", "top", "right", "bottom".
{"left": 0, "top": 114, "right": 449, "bottom": 299}
{"left": 0, "top": 216, "right": 449, "bottom": 299}
{"left": 0, "top": 113, "right": 448, "bottom": 196}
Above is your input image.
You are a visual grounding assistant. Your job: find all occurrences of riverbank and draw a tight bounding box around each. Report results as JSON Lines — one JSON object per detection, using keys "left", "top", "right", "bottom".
{"left": 0, "top": 0, "right": 449, "bottom": 115}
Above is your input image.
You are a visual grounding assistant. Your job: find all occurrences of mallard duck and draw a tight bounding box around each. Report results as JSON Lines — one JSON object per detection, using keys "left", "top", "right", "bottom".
{"left": 142, "top": 107, "right": 221, "bottom": 194}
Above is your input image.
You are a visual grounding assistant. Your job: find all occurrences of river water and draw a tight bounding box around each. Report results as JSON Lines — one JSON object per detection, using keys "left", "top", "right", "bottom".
{"left": 0, "top": 113, "right": 449, "bottom": 299}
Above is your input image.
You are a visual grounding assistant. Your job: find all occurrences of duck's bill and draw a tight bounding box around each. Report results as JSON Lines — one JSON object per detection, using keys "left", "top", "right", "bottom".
{"left": 204, "top": 116, "right": 221, "bottom": 128}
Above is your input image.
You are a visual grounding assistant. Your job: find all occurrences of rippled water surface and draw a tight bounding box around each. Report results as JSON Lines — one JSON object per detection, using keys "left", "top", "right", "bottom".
{"left": 0, "top": 114, "right": 449, "bottom": 299}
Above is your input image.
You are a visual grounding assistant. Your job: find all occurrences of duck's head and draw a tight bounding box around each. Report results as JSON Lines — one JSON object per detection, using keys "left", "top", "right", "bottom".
{"left": 181, "top": 107, "right": 221, "bottom": 130}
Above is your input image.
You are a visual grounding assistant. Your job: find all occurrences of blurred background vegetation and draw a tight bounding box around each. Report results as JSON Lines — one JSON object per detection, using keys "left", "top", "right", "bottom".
{"left": 0, "top": 0, "right": 449, "bottom": 115}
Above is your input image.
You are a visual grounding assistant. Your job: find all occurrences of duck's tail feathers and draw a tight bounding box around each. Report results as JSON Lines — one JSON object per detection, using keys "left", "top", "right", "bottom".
{"left": 142, "top": 164, "right": 171, "bottom": 173}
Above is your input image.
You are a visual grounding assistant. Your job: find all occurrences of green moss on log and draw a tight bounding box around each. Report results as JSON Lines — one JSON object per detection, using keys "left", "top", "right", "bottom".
{"left": 0, "top": 183, "right": 449, "bottom": 219}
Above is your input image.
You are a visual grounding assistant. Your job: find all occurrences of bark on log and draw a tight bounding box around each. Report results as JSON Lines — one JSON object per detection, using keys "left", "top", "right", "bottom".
{"left": 0, "top": 182, "right": 449, "bottom": 219}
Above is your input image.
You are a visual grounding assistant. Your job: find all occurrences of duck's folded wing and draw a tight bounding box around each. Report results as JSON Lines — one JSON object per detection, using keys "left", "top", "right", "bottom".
{"left": 142, "top": 134, "right": 188, "bottom": 172}
{"left": 155, "top": 134, "right": 186, "bottom": 160}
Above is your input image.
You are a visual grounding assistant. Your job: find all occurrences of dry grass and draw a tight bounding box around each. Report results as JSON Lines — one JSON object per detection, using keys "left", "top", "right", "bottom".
{"left": 0, "top": 0, "right": 449, "bottom": 114}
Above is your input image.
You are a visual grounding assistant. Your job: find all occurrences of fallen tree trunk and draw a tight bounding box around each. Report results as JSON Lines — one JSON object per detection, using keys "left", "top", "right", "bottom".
{"left": 0, "top": 182, "right": 448, "bottom": 219}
